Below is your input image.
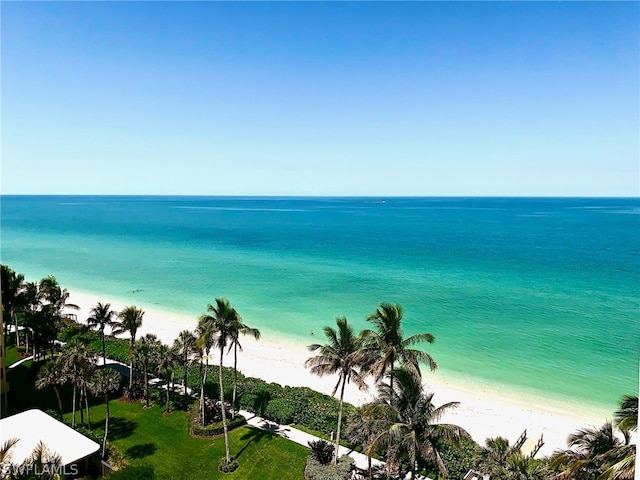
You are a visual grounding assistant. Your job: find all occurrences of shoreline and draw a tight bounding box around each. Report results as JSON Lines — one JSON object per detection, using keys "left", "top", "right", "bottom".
{"left": 64, "top": 288, "right": 610, "bottom": 457}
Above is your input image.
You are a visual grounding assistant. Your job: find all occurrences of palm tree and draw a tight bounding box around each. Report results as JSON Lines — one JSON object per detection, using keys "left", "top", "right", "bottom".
{"left": 61, "top": 341, "right": 95, "bottom": 428}
{"left": 199, "top": 298, "right": 238, "bottom": 466}
{"left": 346, "top": 405, "right": 383, "bottom": 479}
{"left": 156, "top": 343, "right": 177, "bottom": 413}
{"left": 35, "top": 359, "right": 67, "bottom": 414}
{"left": 1, "top": 265, "right": 25, "bottom": 346}
{"left": 306, "top": 316, "right": 368, "bottom": 465}
{"left": 112, "top": 305, "right": 144, "bottom": 392}
{"left": 227, "top": 314, "right": 260, "bottom": 416}
{"left": 614, "top": 395, "right": 638, "bottom": 436}
{"left": 136, "top": 334, "right": 160, "bottom": 408}
{"left": 363, "top": 368, "right": 470, "bottom": 479}
{"left": 551, "top": 421, "right": 624, "bottom": 480}
{"left": 89, "top": 368, "right": 122, "bottom": 459}
{"left": 173, "top": 329, "right": 197, "bottom": 395}
{"left": 20, "top": 280, "right": 41, "bottom": 355}
{"left": 195, "top": 317, "right": 215, "bottom": 424}
{"left": 23, "top": 441, "right": 63, "bottom": 480}
{"left": 362, "top": 303, "right": 437, "bottom": 402}
{"left": 87, "top": 302, "right": 117, "bottom": 367}
{"left": 38, "top": 275, "right": 80, "bottom": 357}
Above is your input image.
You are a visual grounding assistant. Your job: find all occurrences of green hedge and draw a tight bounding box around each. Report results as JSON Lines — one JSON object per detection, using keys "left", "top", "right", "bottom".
{"left": 190, "top": 414, "right": 247, "bottom": 437}
{"left": 304, "top": 455, "right": 354, "bottom": 480}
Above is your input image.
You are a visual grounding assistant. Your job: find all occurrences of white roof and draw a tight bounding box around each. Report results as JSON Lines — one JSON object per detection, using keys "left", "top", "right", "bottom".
{"left": 0, "top": 409, "right": 100, "bottom": 466}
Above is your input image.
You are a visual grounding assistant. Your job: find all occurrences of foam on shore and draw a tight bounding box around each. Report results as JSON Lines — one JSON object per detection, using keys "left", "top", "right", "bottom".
{"left": 66, "top": 289, "right": 608, "bottom": 457}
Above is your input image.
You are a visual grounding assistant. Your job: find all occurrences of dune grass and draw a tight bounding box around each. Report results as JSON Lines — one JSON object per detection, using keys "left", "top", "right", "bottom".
{"left": 70, "top": 400, "right": 308, "bottom": 479}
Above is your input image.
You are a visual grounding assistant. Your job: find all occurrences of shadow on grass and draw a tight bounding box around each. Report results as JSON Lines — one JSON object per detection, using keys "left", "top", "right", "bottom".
{"left": 235, "top": 427, "right": 274, "bottom": 460}
{"left": 125, "top": 443, "right": 158, "bottom": 459}
{"left": 108, "top": 417, "right": 138, "bottom": 440}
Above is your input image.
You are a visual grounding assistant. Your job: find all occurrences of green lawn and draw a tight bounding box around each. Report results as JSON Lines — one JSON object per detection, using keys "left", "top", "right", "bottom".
{"left": 5, "top": 346, "right": 22, "bottom": 366}
{"left": 69, "top": 401, "right": 309, "bottom": 479}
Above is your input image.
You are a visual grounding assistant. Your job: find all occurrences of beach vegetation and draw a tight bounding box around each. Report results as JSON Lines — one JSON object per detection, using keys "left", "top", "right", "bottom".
{"left": 88, "top": 367, "right": 123, "bottom": 459}
{"left": 86, "top": 302, "right": 117, "bottom": 368}
{"left": 361, "top": 303, "right": 437, "bottom": 405}
{"left": 112, "top": 305, "right": 145, "bottom": 394}
{"left": 1, "top": 264, "right": 25, "bottom": 347}
{"left": 226, "top": 314, "right": 261, "bottom": 417}
{"left": 35, "top": 357, "right": 66, "bottom": 414}
{"left": 363, "top": 367, "right": 470, "bottom": 480}
{"left": 135, "top": 334, "right": 161, "bottom": 408}
{"left": 173, "top": 329, "right": 197, "bottom": 396}
{"left": 551, "top": 395, "right": 637, "bottom": 480}
{"left": 304, "top": 454, "right": 354, "bottom": 480}
{"left": 198, "top": 298, "right": 240, "bottom": 469}
{"left": 306, "top": 316, "right": 368, "bottom": 465}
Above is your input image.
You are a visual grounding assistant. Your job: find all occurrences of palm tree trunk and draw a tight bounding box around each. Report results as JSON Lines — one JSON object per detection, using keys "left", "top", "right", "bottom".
{"left": 232, "top": 342, "right": 238, "bottom": 418}
{"left": 54, "top": 386, "right": 63, "bottom": 414}
{"left": 102, "top": 393, "right": 110, "bottom": 459}
{"left": 71, "top": 368, "right": 77, "bottom": 427}
{"left": 129, "top": 342, "right": 134, "bottom": 392}
{"left": 79, "top": 384, "right": 85, "bottom": 426}
{"left": 199, "top": 360, "right": 205, "bottom": 424}
{"left": 435, "top": 450, "right": 449, "bottom": 478}
{"left": 183, "top": 352, "right": 188, "bottom": 396}
{"left": 368, "top": 454, "right": 372, "bottom": 480}
{"left": 144, "top": 361, "right": 149, "bottom": 408}
{"left": 334, "top": 375, "right": 346, "bottom": 465}
{"left": 219, "top": 347, "right": 231, "bottom": 464}
{"left": 13, "top": 312, "right": 20, "bottom": 347}
{"left": 84, "top": 383, "right": 91, "bottom": 430}
{"left": 165, "top": 374, "right": 170, "bottom": 413}
{"left": 101, "top": 331, "right": 107, "bottom": 367}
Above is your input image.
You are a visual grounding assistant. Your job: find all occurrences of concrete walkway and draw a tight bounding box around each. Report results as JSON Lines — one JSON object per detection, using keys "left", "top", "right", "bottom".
{"left": 238, "top": 409, "right": 385, "bottom": 472}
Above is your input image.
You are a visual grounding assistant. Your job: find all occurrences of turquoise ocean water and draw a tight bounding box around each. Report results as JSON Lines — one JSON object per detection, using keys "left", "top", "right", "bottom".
{"left": 1, "top": 196, "right": 638, "bottom": 414}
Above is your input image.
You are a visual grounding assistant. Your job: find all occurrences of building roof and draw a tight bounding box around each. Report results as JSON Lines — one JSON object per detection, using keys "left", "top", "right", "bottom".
{"left": 0, "top": 409, "right": 100, "bottom": 466}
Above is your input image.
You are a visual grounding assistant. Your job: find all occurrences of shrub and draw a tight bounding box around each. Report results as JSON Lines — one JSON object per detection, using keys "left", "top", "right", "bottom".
{"left": 304, "top": 455, "right": 354, "bottom": 480}
{"left": 308, "top": 440, "right": 335, "bottom": 466}
{"left": 123, "top": 378, "right": 145, "bottom": 400}
{"left": 108, "top": 465, "right": 155, "bottom": 480}
{"left": 218, "top": 457, "right": 239, "bottom": 473}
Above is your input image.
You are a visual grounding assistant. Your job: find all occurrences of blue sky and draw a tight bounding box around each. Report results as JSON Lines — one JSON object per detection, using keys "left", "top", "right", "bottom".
{"left": 2, "top": 2, "right": 638, "bottom": 196}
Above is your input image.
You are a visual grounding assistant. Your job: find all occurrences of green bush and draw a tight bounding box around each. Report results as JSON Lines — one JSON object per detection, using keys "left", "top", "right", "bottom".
{"left": 304, "top": 455, "right": 354, "bottom": 480}
{"left": 189, "top": 407, "right": 247, "bottom": 437}
{"left": 308, "top": 440, "right": 334, "bottom": 466}
{"left": 107, "top": 464, "right": 155, "bottom": 480}
{"left": 218, "top": 457, "right": 239, "bottom": 473}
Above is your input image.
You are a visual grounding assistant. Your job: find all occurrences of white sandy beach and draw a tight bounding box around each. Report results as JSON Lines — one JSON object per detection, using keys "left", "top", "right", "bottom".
{"left": 67, "top": 290, "right": 609, "bottom": 458}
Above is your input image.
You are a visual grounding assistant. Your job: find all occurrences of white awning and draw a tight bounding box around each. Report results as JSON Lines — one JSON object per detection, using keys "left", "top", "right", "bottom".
{"left": 0, "top": 409, "right": 100, "bottom": 466}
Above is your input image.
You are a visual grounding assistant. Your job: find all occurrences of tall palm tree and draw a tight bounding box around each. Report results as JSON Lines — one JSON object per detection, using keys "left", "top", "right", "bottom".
{"left": 156, "top": 343, "right": 177, "bottom": 413}
{"left": 35, "top": 359, "right": 67, "bottom": 415}
{"left": 136, "top": 334, "right": 160, "bottom": 408}
{"left": 87, "top": 302, "right": 117, "bottom": 367}
{"left": 61, "top": 341, "right": 95, "bottom": 428}
{"left": 173, "top": 329, "right": 197, "bottom": 395}
{"left": 1, "top": 265, "right": 25, "bottom": 346}
{"left": 112, "top": 305, "right": 144, "bottom": 391}
{"left": 227, "top": 314, "right": 260, "bottom": 416}
{"left": 306, "top": 316, "right": 368, "bottom": 465}
{"left": 35, "top": 359, "right": 67, "bottom": 414}
{"left": 362, "top": 303, "right": 437, "bottom": 401}
{"left": 89, "top": 368, "right": 122, "bottom": 459}
{"left": 20, "top": 280, "right": 41, "bottom": 355}
{"left": 39, "top": 275, "right": 80, "bottom": 357}
{"left": 364, "top": 368, "right": 470, "bottom": 479}
{"left": 199, "top": 298, "right": 238, "bottom": 466}
{"left": 195, "top": 317, "right": 215, "bottom": 424}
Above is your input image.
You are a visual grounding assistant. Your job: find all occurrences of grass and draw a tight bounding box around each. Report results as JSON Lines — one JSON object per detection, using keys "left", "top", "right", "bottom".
{"left": 72, "top": 400, "right": 309, "bottom": 479}
{"left": 5, "top": 346, "right": 22, "bottom": 366}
